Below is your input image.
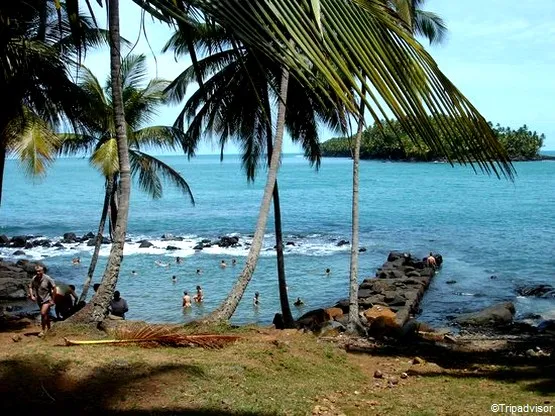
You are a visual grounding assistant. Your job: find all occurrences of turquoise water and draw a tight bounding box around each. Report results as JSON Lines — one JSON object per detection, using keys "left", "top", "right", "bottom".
{"left": 2, "top": 154, "right": 555, "bottom": 326}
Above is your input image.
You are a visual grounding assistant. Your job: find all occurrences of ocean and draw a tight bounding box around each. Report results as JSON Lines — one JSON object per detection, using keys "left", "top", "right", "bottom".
{"left": 2, "top": 153, "right": 555, "bottom": 327}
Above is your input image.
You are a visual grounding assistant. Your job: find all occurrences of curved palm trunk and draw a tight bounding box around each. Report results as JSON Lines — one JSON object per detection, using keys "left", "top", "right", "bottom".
{"left": 69, "top": 0, "right": 131, "bottom": 323}
{"left": 77, "top": 177, "right": 113, "bottom": 304}
{"left": 207, "top": 66, "right": 290, "bottom": 322}
{"left": 108, "top": 179, "right": 118, "bottom": 240}
{"left": 0, "top": 144, "right": 5, "bottom": 206}
{"left": 347, "top": 94, "right": 365, "bottom": 334}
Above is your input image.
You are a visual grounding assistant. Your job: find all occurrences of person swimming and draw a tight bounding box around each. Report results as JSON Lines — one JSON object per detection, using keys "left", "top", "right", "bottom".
{"left": 155, "top": 260, "right": 169, "bottom": 268}
{"left": 172, "top": 275, "right": 177, "bottom": 283}
{"left": 72, "top": 257, "right": 80, "bottom": 265}
{"left": 220, "top": 260, "right": 227, "bottom": 269}
{"left": 232, "top": 259, "right": 237, "bottom": 266}
{"left": 325, "top": 268, "right": 331, "bottom": 277}
{"left": 293, "top": 297, "right": 304, "bottom": 306}
{"left": 196, "top": 268, "right": 202, "bottom": 275}
{"left": 253, "top": 291, "right": 260, "bottom": 306}
{"left": 131, "top": 270, "right": 137, "bottom": 276}
{"left": 176, "top": 256, "right": 183, "bottom": 264}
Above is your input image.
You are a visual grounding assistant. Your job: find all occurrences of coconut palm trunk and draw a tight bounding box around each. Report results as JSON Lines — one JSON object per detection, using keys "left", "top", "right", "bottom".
{"left": 78, "top": 177, "right": 113, "bottom": 304}
{"left": 70, "top": 0, "right": 131, "bottom": 323}
{"left": 207, "top": 66, "right": 290, "bottom": 322}
{"left": 347, "top": 94, "right": 365, "bottom": 333}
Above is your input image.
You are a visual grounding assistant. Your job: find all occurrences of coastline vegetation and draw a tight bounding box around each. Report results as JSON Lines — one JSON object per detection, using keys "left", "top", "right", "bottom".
{"left": 321, "top": 117, "right": 545, "bottom": 161}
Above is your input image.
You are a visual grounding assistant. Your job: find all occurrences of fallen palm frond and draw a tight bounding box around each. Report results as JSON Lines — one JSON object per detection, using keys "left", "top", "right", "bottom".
{"left": 64, "top": 322, "right": 240, "bottom": 348}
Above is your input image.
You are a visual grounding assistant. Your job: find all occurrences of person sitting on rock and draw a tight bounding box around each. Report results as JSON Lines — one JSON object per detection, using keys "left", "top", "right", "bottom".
{"left": 426, "top": 252, "right": 437, "bottom": 269}
{"left": 109, "top": 291, "right": 128, "bottom": 319}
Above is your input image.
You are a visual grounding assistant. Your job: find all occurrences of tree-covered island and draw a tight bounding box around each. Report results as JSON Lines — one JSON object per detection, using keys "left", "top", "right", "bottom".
{"left": 322, "top": 117, "right": 547, "bottom": 161}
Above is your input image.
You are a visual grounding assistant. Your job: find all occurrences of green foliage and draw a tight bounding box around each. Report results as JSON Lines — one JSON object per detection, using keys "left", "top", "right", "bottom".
{"left": 321, "top": 117, "right": 544, "bottom": 161}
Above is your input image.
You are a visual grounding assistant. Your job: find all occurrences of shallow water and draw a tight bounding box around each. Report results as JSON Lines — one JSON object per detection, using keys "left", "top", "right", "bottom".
{"left": 2, "top": 154, "right": 554, "bottom": 325}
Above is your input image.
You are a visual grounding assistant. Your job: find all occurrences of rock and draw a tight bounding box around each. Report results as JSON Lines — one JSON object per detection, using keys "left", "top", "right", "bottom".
{"left": 138, "top": 240, "right": 153, "bottom": 248}
{"left": 193, "top": 244, "right": 203, "bottom": 250}
{"left": 400, "top": 372, "right": 408, "bottom": 379}
{"left": 517, "top": 284, "right": 555, "bottom": 298}
{"left": 373, "top": 370, "right": 383, "bottom": 378}
{"left": 218, "top": 236, "right": 240, "bottom": 248}
{"left": 10, "top": 236, "right": 27, "bottom": 248}
{"left": 336, "top": 240, "right": 349, "bottom": 247}
{"left": 319, "top": 320, "right": 346, "bottom": 336}
{"left": 12, "top": 334, "right": 22, "bottom": 343}
{"left": 166, "top": 245, "right": 179, "bottom": 250}
{"left": 454, "top": 302, "right": 515, "bottom": 327}
{"left": 272, "top": 313, "right": 285, "bottom": 330}
{"left": 0, "top": 278, "right": 28, "bottom": 299}
{"left": 359, "top": 247, "right": 367, "bottom": 252}
{"left": 446, "top": 280, "right": 457, "bottom": 284}
{"left": 286, "top": 241, "right": 295, "bottom": 246}
{"left": 297, "top": 309, "right": 330, "bottom": 331}
{"left": 389, "top": 377, "right": 399, "bottom": 385}
{"left": 537, "top": 320, "right": 555, "bottom": 333}
{"left": 62, "top": 232, "right": 77, "bottom": 243}
{"left": 53, "top": 242, "right": 64, "bottom": 248}
{"left": 161, "top": 234, "right": 175, "bottom": 240}
{"left": 201, "top": 239, "right": 211, "bottom": 244}
{"left": 12, "top": 250, "right": 26, "bottom": 256}
{"left": 364, "top": 305, "right": 400, "bottom": 335}
{"left": 82, "top": 232, "right": 95, "bottom": 240}
{"left": 324, "top": 307, "right": 344, "bottom": 321}
{"left": 412, "top": 357, "right": 424, "bottom": 365}
{"left": 0, "top": 234, "right": 10, "bottom": 246}
{"left": 101, "top": 237, "right": 110, "bottom": 244}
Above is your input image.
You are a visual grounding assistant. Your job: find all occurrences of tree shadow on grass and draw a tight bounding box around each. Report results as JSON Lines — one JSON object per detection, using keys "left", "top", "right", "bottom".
{"left": 349, "top": 339, "right": 555, "bottom": 395}
{"left": 0, "top": 355, "right": 277, "bottom": 416}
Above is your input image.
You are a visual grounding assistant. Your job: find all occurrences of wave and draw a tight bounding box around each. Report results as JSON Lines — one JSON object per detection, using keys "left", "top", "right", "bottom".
{"left": 0, "top": 232, "right": 358, "bottom": 261}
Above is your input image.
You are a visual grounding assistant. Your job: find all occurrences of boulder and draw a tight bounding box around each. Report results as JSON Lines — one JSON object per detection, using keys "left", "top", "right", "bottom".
{"left": 12, "top": 250, "right": 26, "bottom": 256}
{"left": 363, "top": 305, "right": 398, "bottom": 328}
{"left": 286, "top": 241, "right": 295, "bottom": 246}
{"left": 15, "top": 260, "right": 47, "bottom": 274}
{"left": 101, "top": 237, "right": 110, "bottom": 244}
{"left": 0, "top": 234, "right": 10, "bottom": 246}
{"left": 454, "top": 302, "right": 515, "bottom": 327}
{"left": 0, "top": 278, "right": 28, "bottom": 299}
{"left": 193, "top": 244, "right": 203, "bottom": 251}
{"left": 324, "top": 307, "right": 344, "bottom": 321}
{"left": 319, "top": 320, "right": 346, "bottom": 336}
{"left": 10, "top": 236, "right": 27, "bottom": 248}
{"left": 336, "top": 240, "right": 349, "bottom": 247}
{"left": 82, "top": 232, "right": 95, "bottom": 240}
{"left": 516, "top": 285, "right": 555, "bottom": 298}
{"left": 62, "top": 232, "right": 77, "bottom": 243}
{"left": 358, "top": 247, "right": 367, "bottom": 252}
{"left": 138, "top": 240, "right": 153, "bottom": 248}
{"left": 297, "top": 309, "right": 330, "bottom": 331}
{"left": 218, "top": 236, "right": 240, "bottom": 248}
{"left": 166, "top": 245, "right": 179, "bottom": 251}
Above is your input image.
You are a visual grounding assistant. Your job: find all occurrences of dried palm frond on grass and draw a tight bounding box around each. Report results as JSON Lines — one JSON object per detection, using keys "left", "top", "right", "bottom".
{"left": 64, "top": 322, "right": 240, "bottom": 348}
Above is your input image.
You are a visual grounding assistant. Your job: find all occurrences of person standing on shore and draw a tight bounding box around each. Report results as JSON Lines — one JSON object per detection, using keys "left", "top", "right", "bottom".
{"left": 28, "top": 265, "right": 56, "bottom": 336}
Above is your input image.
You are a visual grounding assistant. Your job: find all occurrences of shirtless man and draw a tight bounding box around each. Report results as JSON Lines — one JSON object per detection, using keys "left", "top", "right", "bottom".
{"left": 426, "top": 252, "right": 437, "bottom": 269}
{"left": 182, "top": 291, "right": 192, "bottom": 308}
{"left": 220, "top": 260, "right": 227, "bottom": 269}
{"left": 28, "top": 265, "right": 56, "bottom": 336}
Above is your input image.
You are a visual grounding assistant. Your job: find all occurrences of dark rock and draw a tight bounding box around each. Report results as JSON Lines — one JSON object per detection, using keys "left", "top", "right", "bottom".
{"left": 0, "top": 234, "right": 9, "bottom": 246}
{"left": 201, "top": 239, "right": 211, "bottom": 244}
{"left": 138, "top": 240, "right": 153, "bottom": 248}
{"left": 0, "top": 278, "right": 28, "bottom": 299}
{"left": 297, "top": 309, "right": 329, "bottom": 331}
{"left": 10, "top": 236, "right": 27, "bottom": 248}
{"left": 86, "top": 238, "right": 96, "bottom": 246}
{"left": 387, "top": 294, "right": 406, "bottom": 307}
{"left": 446, "top": 280, "right": 457, "bottom": 285}
{"left": 454, "top": 302, "right": 515, "bottom": 327}
{"left": 218, "top": 236, "right": 240, "bottom": 248}
{"left": 334, "top": 299, "right": 349, "bottom": 313}
{"left": 12, "top": 250, "right": 26, "bottom": 256}
{"left": 24, "top": 242, "right": 33, "bottom": 249}
{"left": 33, "top": 239, "right": 51, "bottom": 248}
{"left": 53, "top": 242, "right": 64, "bottom": 248}
{"left": 336, "top": 240, "right": 349, "bottom": 247}
{"left": 101, "top": 237, "right": 110, "bottom": 244}
{"left": 359, "top": 247, "right": 367, "bottom": 252}
{"left": 286, "top": 241, "right": 295, "bottom": 246}
{"left": 538, "top": 320, "right": 555, "bottom": 333}
{"left": 272, "top": 313, "right": 285, "bottom": 330}
{"left": 358, "top": 288, "right": 375, "bottom": 298}
{"left": 166, "top": 245, "right": 179, "bottom": 251}
{"left": 517, "top": 284, "right": 555, "bottom": 298}
{"left": 83, "top": 232, "right": 95, "bottom": 240}
{"left": 387, "top": 252, "right": 407, "bottom": 262}
{"left": 62, "top": 232, "right": 77, "bottom": 243}
{"left": 193, "top": 244, "right": 203, "bottom": 251}
{"left": 319, "top": 320, "right": 346, "bottom": 336}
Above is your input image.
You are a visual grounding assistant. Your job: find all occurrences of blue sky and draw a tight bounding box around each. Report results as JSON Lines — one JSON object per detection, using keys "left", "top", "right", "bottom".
{"left": 85, "top": 0, "right": 555, "bottom": 152}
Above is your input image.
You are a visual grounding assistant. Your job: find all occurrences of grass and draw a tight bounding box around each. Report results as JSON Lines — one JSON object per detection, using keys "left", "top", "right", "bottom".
{"left": 0, "top": 321, "right": 553, "bottom": 415}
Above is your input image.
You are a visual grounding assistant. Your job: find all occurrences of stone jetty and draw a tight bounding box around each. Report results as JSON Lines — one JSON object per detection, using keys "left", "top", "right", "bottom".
{"left": 355, "top": 251, "right": 442, "bottom": 328}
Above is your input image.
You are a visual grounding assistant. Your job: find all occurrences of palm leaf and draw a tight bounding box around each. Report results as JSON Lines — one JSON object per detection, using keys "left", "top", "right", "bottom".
{"left": 91, "top": 137, "right": 120, "bottom": 177}
{"left": 129, "top": 149, "right": 195, "bottom": 204}
{"left": 64, "top": 323, "right": 240, "bottom": 348}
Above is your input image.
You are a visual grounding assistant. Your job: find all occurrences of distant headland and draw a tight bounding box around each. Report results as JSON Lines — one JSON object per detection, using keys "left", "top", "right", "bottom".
{"left": 321, "top": 118, "right": 549, "bottom": 162}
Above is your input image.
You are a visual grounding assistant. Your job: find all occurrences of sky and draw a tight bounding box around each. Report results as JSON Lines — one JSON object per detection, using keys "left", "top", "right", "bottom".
{"left": 84, "top": 0, "right": 555, "bottom": 153}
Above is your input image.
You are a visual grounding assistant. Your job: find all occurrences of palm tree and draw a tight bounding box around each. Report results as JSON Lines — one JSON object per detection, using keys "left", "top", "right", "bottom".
{"left": 164, "top": 28, "right": 345, "bottom": 324}
{"left": 347, "top": 0, "right": 449, "bottom": 333}
{"left": 60, "top": 53, "right": 195, "bottom": 312}
{"left": 0, "top": 0, "right": 107, "bottom": 206}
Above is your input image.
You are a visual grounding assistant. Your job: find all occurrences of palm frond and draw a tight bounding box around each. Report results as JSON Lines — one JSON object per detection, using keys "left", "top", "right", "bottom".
{"left": 91, "top": 138, "right": 119, "bottom": 177}
{"left": 64, "top": 323, "right": 240, "bottom": 348}
{"left": 57, "top": 133, "right": 100, "bottom": 156}
{"left": 129, "top": 150, "right": 195, "bottom": 204}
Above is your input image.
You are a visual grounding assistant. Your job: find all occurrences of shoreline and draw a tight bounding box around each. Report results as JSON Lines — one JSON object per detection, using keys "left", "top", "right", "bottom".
{"left": 321, "top": 154, "right": 555, "bottom": 162}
